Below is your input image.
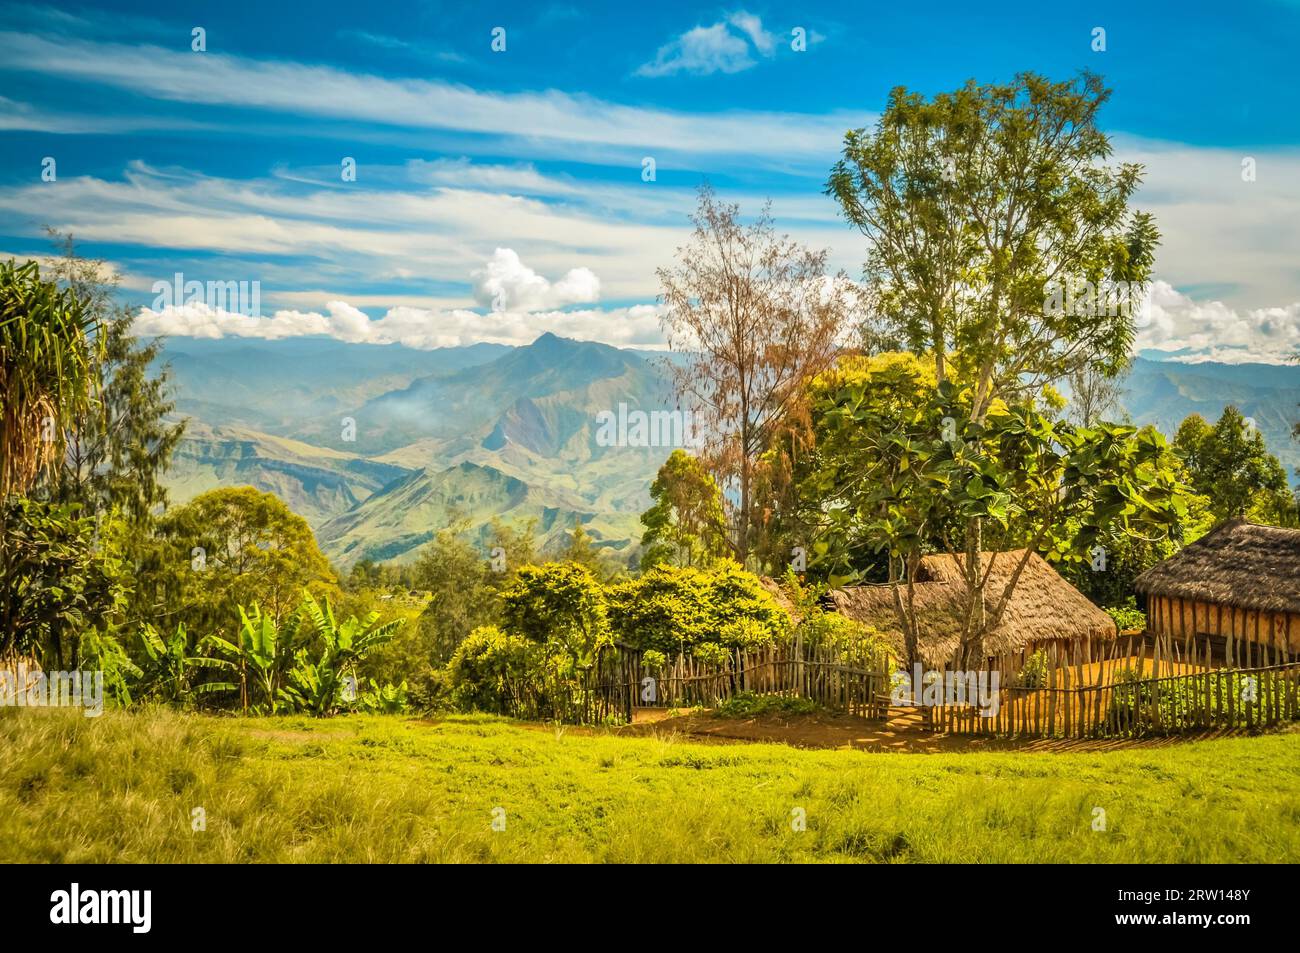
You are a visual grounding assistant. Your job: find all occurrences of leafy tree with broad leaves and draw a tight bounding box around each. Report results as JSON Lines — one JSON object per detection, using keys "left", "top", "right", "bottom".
{"left": 639, "top": 449, "right": 729, "bottom": 570}
{"left": 1174, "top": 408, "right": 1297, "bottom": 525}
{"left": 0, "top": 497, "right": 127, "bottom": 664}
{"left": 827, "top": 71, "right": 1158, "bottom": 421}
{"left": 134, "top": 486, "right": 338, "bottom": 642}
{"left": 808, "top": 376, "right": 1188, "bottom": 666}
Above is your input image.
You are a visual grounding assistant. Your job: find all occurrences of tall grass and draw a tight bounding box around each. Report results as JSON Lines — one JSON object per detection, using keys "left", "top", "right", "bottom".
{"left": 2, "top": 707, "right": 1297, "bottom": 863}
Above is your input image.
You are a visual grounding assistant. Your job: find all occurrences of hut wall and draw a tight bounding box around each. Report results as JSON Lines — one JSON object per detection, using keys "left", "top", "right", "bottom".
{"left": 1146, "top": 595, "right": 1298, "bottom": 659}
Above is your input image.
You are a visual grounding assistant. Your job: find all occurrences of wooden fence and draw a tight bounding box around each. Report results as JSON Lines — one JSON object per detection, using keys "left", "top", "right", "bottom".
{"left": 496, "top": 629, "right": 1300, "bottom": 739}
{"left": 924, "top": 633, "right": 1300, "bottom": 739}
{"left": 494, "top": 637, "right": 891, "bottom": 725}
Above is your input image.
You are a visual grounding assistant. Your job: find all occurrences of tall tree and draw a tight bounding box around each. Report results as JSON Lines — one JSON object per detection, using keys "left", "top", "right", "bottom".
{"left": 827, "top": 73, "right": 1163, "bottom": 649}
{"left": 38, "top": 235, "right": 186, "bottom": 528}
{"left": 134, "top": 487, "right": 338, "bottom": 640}
{"left": 639, "top": 449, "right": 729, "bottom": 570}
{"left": 1066, "top": 363, "right": 1128, "bottom": 427}
{"left": 562, "top": 519, "right": 614, "bottom": 581}
{"left": 408, "top": 517, "right": 537, "bottom": 664}
{"left": 828, "top": 72, "right": 1159, "bottom": 422}
{"left": 657, "top": 185, "right": 853, "bottom": 566}
{"left": 1174, "top": 408, "right": 1295, "bottom": 524}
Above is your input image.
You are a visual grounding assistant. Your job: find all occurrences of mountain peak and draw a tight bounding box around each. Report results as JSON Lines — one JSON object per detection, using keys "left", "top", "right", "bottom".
{"left": 529, "top": 331, "right": 575, "bottom": 350}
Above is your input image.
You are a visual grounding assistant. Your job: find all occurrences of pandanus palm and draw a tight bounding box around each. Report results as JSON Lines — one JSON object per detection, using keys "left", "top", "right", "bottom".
{"left": 0, "top": 259, "right": 100, "bottom": 497}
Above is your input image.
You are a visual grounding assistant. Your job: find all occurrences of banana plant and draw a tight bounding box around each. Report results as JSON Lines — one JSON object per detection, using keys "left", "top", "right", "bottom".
{"left": 282, "top": 593, "right": 402, "bottom": 716}
{"left": 138, "top": 622, "right": 236, "bottom": 704}
{"left": 204, "top": 605, "right": 303, "bottom": 713}
{"left": 358, "top": 679, "right": 409, "bottom": 714}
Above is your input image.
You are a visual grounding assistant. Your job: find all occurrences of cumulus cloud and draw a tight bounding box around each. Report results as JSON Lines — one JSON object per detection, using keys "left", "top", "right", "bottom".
{"left": 132, "top": 300, "right": 664, "bottom": 350}
{"left": 1136, "top": 280, "right": 1300, "bottom": 364}
{"left": 131, "top": 249, "right": 633, "bottom": 347}
{"left": 471, "top": 248, "right": 600, "bottom": 311}
{"left": 637, "top": 12, "right": 777, "bottom": 77}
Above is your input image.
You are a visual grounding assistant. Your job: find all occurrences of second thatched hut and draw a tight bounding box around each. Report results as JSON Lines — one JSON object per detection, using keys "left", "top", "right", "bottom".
{"left": 1135, "top": 519, "right": 1300, "bottom": 664}
{"left": 827, "top": 549, "right": 1117, "bottom": 665}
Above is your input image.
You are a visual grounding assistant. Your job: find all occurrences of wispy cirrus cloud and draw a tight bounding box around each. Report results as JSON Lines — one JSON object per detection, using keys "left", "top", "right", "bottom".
{"left": 0, "top": 30, "right": 859, "bottom": 162}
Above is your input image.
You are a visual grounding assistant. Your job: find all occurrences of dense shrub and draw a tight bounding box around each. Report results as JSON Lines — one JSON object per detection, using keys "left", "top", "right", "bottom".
{"left": 1105, "top": 598, "right": 1147, "bottom": 632}
{"left": 607, "top": 563, "right": 790, "bottom": 657}
{"left": 714, "top": 690, "right": 820, "bottom": 718}
{"left": 445, "top": 625, "right": 536, "bottom": 714}
{"left": 783, "top": 570, "right": 893, "bottom": 667}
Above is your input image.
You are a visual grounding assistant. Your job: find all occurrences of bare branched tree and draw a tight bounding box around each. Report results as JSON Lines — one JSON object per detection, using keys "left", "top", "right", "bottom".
{"left": 1066, "top": 362, "right": 1129, "bottom": 427}
{"left": 657, "top": 185, "right": 853, "bottom": 565}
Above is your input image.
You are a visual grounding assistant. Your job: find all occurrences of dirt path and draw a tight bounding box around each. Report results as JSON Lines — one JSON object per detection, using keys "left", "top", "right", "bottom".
{"left": 595, "top": 707, "right": 1252, "bottom": 753}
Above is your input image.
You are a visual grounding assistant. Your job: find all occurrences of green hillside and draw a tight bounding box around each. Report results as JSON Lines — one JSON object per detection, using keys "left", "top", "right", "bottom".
{"left": 1125, "top": 357, "right": 1300, "bottom": 474}
{"left": 316, "top": 460, "right": 641, "bottom": 566}
{"left": 167, "top": 421, "right": 412, "bottom": 526}
{"left": 155, "top": 337, "right": 1299, "bottom": 572}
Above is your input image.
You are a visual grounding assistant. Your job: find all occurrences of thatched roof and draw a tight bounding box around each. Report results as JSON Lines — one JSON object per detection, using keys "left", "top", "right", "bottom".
{"left": 758, "top": 576, "right": 802, "bottom": 624}
{"left": 1134, "top": 519, "right": 1300, "bottom": 615}
{"left": 828, "top": 550, "right": 1117, "bottom": 664}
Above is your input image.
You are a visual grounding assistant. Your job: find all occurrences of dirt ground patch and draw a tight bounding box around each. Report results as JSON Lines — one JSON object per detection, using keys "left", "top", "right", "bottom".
{"left": 600, "top": 706, "right": 1249, "bottom": 753}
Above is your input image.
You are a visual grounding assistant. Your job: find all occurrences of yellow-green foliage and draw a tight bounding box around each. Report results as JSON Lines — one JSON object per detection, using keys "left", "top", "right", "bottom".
{"left": 607, "top": 562, "right": 790, "bottom": 656}
{"left": 2, "top": 708, "right": 1298, "bottom": 863}
{"left": 446, "top": 625, "right": 534, "bottom": 714}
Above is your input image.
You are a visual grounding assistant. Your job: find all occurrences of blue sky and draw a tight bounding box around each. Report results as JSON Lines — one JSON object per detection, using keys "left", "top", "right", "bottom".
{"left": 2, "top": 0, "right": 1299, "bottom": 360}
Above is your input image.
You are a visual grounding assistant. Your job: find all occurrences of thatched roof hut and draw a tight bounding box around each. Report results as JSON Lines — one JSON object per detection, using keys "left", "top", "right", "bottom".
{"left": 1134, "top": 519, "right": 1300, "bottom": 660}
{"left": 758, "top": 575, "right": 802, "bottom": 624}
{"left": 827, "top": 550, "right": 1117, "bottom": 664}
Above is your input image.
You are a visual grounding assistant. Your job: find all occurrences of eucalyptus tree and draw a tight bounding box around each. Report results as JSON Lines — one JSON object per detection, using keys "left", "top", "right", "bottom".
{"left": 657, "top": 184, "right": 854, "bottom": 565}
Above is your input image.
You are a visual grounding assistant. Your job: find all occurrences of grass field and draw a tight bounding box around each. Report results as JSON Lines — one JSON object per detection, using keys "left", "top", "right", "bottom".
{"left": 2, "top": 707, "right": 1297, "bottom": 863}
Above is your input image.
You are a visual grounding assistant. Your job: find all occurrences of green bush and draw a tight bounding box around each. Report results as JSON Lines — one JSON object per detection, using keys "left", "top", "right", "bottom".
{"left": 445, "top": 625, "right": 536, "bottom": 714}
{"left": 608, "top": 562, "right": 790, "bottom": 657}
{"left": 1016, "top": 649, "right": 1050, "bottom": 689}
{"left": 714, "top": 691, "right": 820, "bottom": 718}
{"left": 1105, "top": 598, "right": 1147, "bottom": 632}
{"left": 355, "top": 679, "right": 409, "bottom": 714}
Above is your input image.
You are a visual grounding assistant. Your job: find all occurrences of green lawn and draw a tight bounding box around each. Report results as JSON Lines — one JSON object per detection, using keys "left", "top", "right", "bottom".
{"left": 2, "top": 707, "right": 1297, "bottom": 863}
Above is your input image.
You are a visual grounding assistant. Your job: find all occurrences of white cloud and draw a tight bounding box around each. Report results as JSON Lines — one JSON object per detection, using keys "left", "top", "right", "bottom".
{"left": 0, "top": 160, "right": 855, "bottom": 307}
{"left": 0, "top": 30, "right": 856, "bottom": 161}
{"left": 132, "top": 299, "right": 665, "bottom": 350}
{"left": 636, "top": 12, "right": 777, "bottom": 77}
{"left": 130, "top": 248, "right": 651, "bottom": 349}
{"left": 1120, "top": 136, "right": 1300, "bottom": 311}
{"left": 727, "top": 12, "right": 776, "bottom": 55}
{"left": 1136, "top": 280, "right": 1300, "bottom": 364}
{"left": 471, "top": 248, "right": 600, "bottom": 311}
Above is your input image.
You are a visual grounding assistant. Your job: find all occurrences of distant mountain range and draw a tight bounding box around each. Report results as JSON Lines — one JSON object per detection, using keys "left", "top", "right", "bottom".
{"left": 1123, "top": 358, "right": 1300, "bottom": 475}
{"left": 159, "top": 333, "right": 678, "bottom": 568}
{"left": 156, "top": 336, "right": 1300, "bottom": 569}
